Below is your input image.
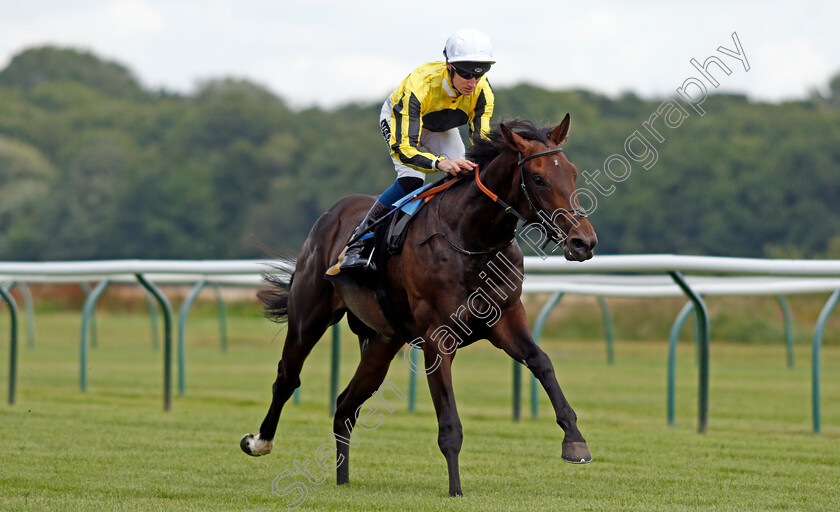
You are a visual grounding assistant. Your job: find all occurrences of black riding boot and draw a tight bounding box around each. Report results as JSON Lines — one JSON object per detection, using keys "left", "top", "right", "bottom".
{"left": 338, "top": 200, "right": 392, "bottom": 271}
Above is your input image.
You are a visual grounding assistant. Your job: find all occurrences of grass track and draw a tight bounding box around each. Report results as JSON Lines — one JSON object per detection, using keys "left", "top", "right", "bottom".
{"left": 1, "top": 311, "right": 838, "bottom": 511}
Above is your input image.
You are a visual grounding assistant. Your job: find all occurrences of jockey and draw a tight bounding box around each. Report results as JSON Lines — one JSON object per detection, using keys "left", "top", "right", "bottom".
{"left": 337, "top": 28, "right": 496, "bottom": 271}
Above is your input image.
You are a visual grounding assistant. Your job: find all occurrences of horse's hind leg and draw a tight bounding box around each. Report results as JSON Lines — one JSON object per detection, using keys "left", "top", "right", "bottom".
{"left": 241, "top": 277, "right": 341, "bottom": 456}
{"left": 333, "top": 335, "right": 404, "bottom": 486}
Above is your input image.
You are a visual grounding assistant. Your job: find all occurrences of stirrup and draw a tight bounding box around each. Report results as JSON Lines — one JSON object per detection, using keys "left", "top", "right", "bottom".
{"left": 325, "top": 234, "right": 375, "bottom": 276}
{"left": 325, "top": 200, "right": 390, "bottom": 276}
{"left": 339, "top": 234, "right": 376, "bottom": 271}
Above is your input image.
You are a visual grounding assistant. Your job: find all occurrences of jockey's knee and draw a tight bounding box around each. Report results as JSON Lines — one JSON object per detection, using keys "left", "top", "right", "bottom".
{"left": 398, "top": 177, "right": 424, "bottom": 194}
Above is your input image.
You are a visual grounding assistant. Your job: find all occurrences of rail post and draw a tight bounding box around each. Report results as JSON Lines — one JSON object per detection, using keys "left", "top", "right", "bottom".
{"left": 80, "top": 280, "right": 110, "bottom": 392}
{"left": 136, "top": 274, "right": 173, "bottom": 412}
{"left": 775, "top": 295, "right": 794, "bottom": 369}
{"left": 329, "top": 324, "right": 340, "bottom": 416}
{"left": 667, "top": 301, "right": 695, "bottom": 426}
{"left": 669, "top": 272, "right": 710, "bottom": 434}
{"left": 177, "top": 279, "right": 207, "bottom": 395}
{"left": 811, "top": 288, "right": 840, "bottom": 433}
{"left": 408, "top": 347, "right": 418, "bottom": 412}
{"left": 0, "top": 286, "right": 19, "bottom": 405}
{"left": 597, "top": 296, "right": 615, "bottom": 365}
{"left": 6, "top": 282, "right": 35, "bottom": 348}
{"left": 210, "top": 284, "right": 228, "bottom": 352}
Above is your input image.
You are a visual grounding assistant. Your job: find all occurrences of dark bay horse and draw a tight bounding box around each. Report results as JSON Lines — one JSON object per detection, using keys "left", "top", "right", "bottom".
{"left": 241, "top": 115, "right": 597, "bottom": 496}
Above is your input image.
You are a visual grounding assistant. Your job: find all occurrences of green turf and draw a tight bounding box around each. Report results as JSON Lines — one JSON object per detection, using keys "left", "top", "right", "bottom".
{"left": 1, "top": 311, "right": 838, "bottom": 511}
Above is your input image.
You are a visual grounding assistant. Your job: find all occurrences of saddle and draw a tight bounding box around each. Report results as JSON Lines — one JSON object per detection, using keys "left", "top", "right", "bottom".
{"left": 382, "top": 181, "right": 436, "bottom": 255}
{"left": 327, "top": 176, "right": 458, "bottom": 278}
{"left": 324, "top": 176, "right": 462, "bottom": 341}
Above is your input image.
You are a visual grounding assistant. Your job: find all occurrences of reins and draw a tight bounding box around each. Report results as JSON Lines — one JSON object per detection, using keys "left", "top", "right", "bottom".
{"left": 347, "top": 145, "right": 587, "bottom": 255}
{"left": 422, "top": 183, "right": 517, "bottom": 256}
{"left": 424, "top": 145, "right": 586, "bottom": 256}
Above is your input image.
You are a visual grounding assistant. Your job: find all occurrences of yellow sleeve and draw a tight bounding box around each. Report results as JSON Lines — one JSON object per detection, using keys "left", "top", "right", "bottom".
{"left": 469, "top": 81, "right": 494, "bottom": 141}
{"left": 390, "top": 88, "right": 441, "bottom": 173}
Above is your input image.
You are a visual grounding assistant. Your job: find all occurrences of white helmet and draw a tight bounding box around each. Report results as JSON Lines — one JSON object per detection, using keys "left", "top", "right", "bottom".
{"left": 443, "top": 29, "right": 495, "bottom": 65}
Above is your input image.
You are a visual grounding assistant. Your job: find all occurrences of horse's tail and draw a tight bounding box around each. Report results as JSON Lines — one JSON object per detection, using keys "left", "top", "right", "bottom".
{"left": 257, "top": 257, "right": 297, "bottom": 324}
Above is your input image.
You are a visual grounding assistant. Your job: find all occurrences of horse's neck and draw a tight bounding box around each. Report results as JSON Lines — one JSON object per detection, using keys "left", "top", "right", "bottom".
{"left": 443, "top": 153, "right": 520, "bottom": 250}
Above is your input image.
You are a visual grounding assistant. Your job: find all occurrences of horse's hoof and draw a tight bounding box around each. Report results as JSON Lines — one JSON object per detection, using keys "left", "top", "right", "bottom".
{"left": 240, "top": 433, "right": 274, "bottom": 456}
{"left": 561, "top": 441, "right": 592, "bottom": 464}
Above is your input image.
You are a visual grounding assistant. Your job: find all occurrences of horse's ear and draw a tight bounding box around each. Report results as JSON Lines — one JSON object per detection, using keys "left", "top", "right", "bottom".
{"left": 500, "top": 123, "right": 529, "bottom": 153}
{"left": 549, "top": 113, "right": 571, "bottom": 145}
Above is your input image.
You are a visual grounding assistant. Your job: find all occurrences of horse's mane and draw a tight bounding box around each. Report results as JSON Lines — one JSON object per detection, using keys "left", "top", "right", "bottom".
{"left": 467, "top": 119, "right": 552, "bottom": 170}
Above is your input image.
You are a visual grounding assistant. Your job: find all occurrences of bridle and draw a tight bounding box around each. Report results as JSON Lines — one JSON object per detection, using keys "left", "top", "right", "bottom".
{"left": 474, "top": 146, "right": 587, "bottom": 247}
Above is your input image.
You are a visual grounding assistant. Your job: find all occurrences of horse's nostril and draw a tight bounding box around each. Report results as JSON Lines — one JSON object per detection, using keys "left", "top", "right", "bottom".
{"left": 570, "top": 237, "right": 589, "bottom": 252}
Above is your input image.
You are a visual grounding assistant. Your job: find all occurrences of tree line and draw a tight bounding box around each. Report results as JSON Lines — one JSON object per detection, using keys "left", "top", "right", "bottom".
{"left": 1, "top": 46, "right": 839, "bottom": 260}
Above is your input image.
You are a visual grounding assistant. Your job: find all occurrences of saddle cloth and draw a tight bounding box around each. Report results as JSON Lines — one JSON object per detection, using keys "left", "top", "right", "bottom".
{"left": 379, "top": 181, "right": 436, "bottom": 257}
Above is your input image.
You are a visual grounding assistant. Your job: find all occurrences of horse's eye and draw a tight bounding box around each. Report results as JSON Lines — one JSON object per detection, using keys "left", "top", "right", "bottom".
{"left": 532, "top": 174, "right": 546, "bottom": 186}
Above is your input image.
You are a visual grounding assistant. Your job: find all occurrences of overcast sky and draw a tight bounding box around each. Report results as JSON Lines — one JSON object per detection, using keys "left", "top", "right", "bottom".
{"left": 1, "top": 1, "right": 838, "bottom": 109}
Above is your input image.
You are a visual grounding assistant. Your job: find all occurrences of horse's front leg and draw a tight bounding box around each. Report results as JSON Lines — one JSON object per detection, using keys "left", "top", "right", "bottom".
{"left": 487, "top": 304, "right": 592, "bottom": 464}
{"left": 418, "top": 340, "right": 464, "bottom": 496}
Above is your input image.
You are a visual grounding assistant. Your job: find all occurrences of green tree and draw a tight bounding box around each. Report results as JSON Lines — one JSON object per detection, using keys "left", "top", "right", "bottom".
{"left": 0, "top": 137, "right": 58, "bottom": 258}
{"left": 170, "top": 79, "right": 291, "bottom": 153}
{"left": 38, "top": 132, "right": 140, "bottom": 259}
{"left": 0, "top": 46, "right": 146, "bottom": 100}
{"left": 0, "top": 45, "right": 839, "bottom": 260}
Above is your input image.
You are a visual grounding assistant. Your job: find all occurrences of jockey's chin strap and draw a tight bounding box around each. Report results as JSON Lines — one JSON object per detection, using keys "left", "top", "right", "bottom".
{"left": 473, "top": 147, "right": 587, "bottom": 246}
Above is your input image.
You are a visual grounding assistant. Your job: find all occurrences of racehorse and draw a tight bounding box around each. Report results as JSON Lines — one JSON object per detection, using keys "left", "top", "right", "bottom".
{"left": 241, "top": 115, "right": 598, "bottom": 497}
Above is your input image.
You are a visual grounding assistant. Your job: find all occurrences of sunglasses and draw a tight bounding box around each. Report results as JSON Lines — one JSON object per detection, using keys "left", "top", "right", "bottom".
{"left": 453, "top": 65, "right": 488, "bottom": 80}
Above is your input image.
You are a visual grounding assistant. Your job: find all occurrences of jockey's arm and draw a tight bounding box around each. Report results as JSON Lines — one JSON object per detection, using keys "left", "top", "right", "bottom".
{"left": 391, "top": 93, "right": 442, "bottom": 173}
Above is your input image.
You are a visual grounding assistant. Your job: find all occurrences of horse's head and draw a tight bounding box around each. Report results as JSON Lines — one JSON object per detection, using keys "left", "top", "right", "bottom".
{"left": 499, "top": 115, "right": 597, "bottom": 261}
